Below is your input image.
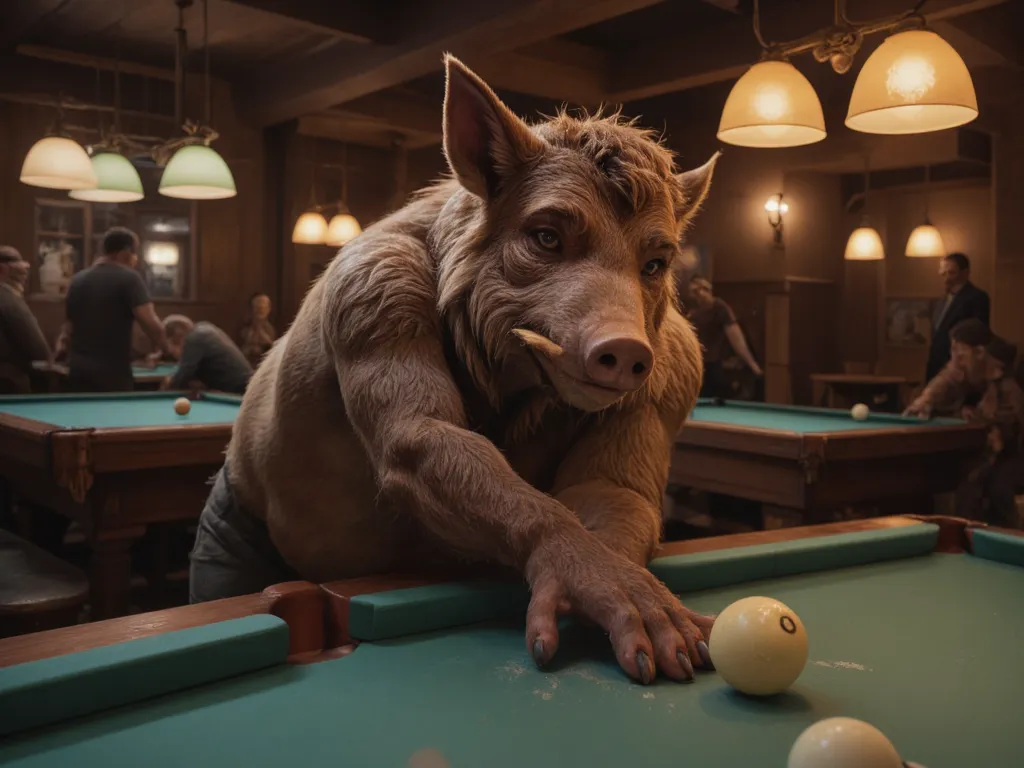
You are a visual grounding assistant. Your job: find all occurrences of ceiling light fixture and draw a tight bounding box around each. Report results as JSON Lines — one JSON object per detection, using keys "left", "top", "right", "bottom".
{"left": 719, "top": 0, "right": 976, "bottom": 148}
{"left": 905, "top": 164, "right": 946, "bottom": 258}
{"left": 845, "top": 160, "right": 884, "bottom": 261}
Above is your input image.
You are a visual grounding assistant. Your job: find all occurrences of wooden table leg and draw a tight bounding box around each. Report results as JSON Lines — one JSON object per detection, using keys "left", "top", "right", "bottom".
{"left": 89, "top": 527, "right": 145, "bottom": 619}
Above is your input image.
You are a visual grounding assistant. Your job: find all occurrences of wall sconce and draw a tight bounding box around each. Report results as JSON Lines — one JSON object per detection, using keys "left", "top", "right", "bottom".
{"left": 764, "top": 193, "right": 789, "bottom": 245}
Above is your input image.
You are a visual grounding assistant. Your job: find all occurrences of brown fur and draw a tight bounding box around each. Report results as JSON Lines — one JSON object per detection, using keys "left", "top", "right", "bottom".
{"left": 228, "top": 56, "right": 718, "bottom": 682}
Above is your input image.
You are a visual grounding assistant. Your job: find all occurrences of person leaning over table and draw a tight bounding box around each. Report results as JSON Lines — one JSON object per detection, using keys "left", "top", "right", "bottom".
{"left": 160, "top": 315, "right": 253, "bottom": 395}
{"left": 0, "top": 246, "right": 51, "bottom": 393}
{"left": 904, "top": 319, "right": 994, "bottom": 419}
{"left": 952, "top": 337, "right": 1024, "bottom": 528}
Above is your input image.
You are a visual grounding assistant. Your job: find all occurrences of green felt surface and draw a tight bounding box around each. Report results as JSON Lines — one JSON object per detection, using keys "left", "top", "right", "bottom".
{"left": 347, "top": 527, "right": 937, "bottom": 641}
{"left": 0, "top": 615, "right": 288, "bottom": 738}
{"left": 690, "top": 398, "right": 964, "bottom": 433}
{"left": 0, "top": 392, "right": 240, "bottom": 428}
{"left": 1, "top": 549, "right": 1020, "bottom": 767}
{"left": 131, "top": 363, "right": 178, "bottom": 379}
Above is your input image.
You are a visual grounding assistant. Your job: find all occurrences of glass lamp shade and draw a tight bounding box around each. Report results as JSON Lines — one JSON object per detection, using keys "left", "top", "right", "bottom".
{"left": 846, "top": 29, "right": 978, "bottom": 134}
{"left": 69, "top": 152, "right": 144, "bottom": 202}
{"left": 159, "top": 144, "right": 237, "bottom": 199}
{"left": 292, "top": 212, "right": 328, "bottom": 244}
{"left": 325, "top": 213, "right": 362, "bottom": 246}
{"left": 20, "top": 136, "right": 98, "bottom": 190}
{"left": 905, "top": 223, "right": 946, "bottom": 257}
{"left": 845, "top": 227, "right": 885, "bottom": 261}
{"left": 718, "top": 60, "right": 827, "bottom": 148}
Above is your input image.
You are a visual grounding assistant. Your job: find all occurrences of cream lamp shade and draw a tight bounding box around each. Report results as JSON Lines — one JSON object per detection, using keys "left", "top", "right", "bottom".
{"left": 718, "top": 60, "right": 827, "bottom": 148}
{"left": 325, "top": 213, "right": 362, "bottom": 247}
{"left": 159, "top": 144, "right": 237, "bottom": 199}
{"left": 905, "top": 223, "right": 946, "bottom": 257}
{"left": 845, "top": 226, "right": 885, "bottom": 261}
{"left": 69, "top": 152, "right": 144, "bottom": 203}
{"left": 20, "top": 136, "right": 98, "bottom": 190}
{"left": 846, "top": 29, "right": 978, "bottom": 134}
{"left": 292, "top": 212, "right": 328, "bottom": 244}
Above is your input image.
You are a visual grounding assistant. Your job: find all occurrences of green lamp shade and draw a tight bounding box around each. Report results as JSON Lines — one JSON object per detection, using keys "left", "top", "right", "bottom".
{"left": 159, "top": 144, "right": 237, "bottom": 200}
{"left": 69, "top": 152, "right": 144, "bottom": 202}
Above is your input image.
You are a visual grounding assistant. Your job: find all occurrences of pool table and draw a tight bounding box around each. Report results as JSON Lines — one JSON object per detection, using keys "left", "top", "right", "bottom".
{"left": 0, "top": 392, "right": 240, "bottom": 618}
{"left": 0, "top": 516, "right": 1019, "bottom": 767}
{"left": 673, "top": 399, "right": 985, "bottom": 518}
{"left": 31, "top": 361, "right": 180, "bottom": 392}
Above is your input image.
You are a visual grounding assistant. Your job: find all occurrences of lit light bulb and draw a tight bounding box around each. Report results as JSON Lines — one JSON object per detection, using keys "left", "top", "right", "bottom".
{"left": 886, "top": 56, "right": 936, "bottom": 103}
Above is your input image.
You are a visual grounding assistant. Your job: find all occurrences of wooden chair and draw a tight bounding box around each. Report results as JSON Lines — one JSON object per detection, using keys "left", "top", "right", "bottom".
{"left": 0, "top": 529, "right": 89, "bottom": 638}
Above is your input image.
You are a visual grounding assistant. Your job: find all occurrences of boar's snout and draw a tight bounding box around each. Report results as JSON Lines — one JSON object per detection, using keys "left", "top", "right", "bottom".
{"left": 583, "top": 326, "right": 653, "bottom": 392}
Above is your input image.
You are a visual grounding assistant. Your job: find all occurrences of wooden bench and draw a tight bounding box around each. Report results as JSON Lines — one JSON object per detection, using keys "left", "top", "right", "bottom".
{"left": 0, "top": 529, "right": 89, "bottom": 638}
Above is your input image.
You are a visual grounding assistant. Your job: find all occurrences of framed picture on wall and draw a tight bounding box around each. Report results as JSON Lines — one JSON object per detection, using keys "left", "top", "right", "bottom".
{"left": 884, "top": 298, "right": 944, "bottom": 347}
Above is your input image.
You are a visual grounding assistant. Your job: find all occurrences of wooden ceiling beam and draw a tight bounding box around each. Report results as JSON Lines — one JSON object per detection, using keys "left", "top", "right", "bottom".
{"left": 216, "top": 0, "right": 384, "bottom": 44}
{"left": 607, "top": 0, "right": 1012, "bottom": 103}
{"left": 0, "top": 0, "right": 74, "bottom": 48}
{"left": 236, "top": 0, "right": 664, "bottom": 126}
{"left": 471, "top": 48, "right": 607, "bottom": 105}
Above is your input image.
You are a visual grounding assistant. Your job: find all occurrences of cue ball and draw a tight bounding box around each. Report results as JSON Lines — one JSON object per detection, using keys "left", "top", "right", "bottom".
{"left": 851, "top": 403, "right": 870, "bottom": 421}
{"left": 174, "top": 397, "right": 191, "bottom": 416}
{"left": 708, "top": 596, "right": 807, "bottom": 696}
{"left": 788, "top": 718, "right": 903, "bottom": 768}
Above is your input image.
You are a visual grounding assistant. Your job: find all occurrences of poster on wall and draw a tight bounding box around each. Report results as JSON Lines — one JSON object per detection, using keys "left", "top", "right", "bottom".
{"left": 884, "top": 298, "right": 944, "bottom": 346}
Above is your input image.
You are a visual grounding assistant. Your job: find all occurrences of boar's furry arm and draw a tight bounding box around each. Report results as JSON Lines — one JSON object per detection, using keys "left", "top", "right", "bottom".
{"left": 552, "top": 403, "right": 673, "bottom": 566}
{"left": 324, "top": 231, "right": 592, "bottom": 570}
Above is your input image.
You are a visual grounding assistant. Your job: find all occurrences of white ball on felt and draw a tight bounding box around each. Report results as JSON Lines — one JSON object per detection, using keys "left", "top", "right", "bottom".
{"left": 788, "top": 717, "right": 904, "bottom": 768}
{"left": 708, "top": 596, "right": 807, "bottom": 696}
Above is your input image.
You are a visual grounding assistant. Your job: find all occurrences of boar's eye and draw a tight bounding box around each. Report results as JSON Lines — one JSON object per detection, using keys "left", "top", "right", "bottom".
{"left": 530, "top": 227, "right": 562, "bottom": 252}
{"left": 641, "top": 258, "right": 666, "bottom": 277}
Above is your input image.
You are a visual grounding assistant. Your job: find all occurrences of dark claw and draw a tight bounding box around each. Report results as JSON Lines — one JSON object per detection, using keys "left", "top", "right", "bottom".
{"left": 532, "top": 638, "right": 546, "bottom": 667}
{"left": 696, "top": 641, "right": 714, "bottom": 670}
{"left": 677, "top": 650, "right": 694, "bottom": 682}
{"left": 636, "top": 650, "right": 653, "bottom": 685}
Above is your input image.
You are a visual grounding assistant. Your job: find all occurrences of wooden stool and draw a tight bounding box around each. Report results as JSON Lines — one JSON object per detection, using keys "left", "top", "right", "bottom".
{"left": 0, "top": 529, "right": 89, "bottom": 638}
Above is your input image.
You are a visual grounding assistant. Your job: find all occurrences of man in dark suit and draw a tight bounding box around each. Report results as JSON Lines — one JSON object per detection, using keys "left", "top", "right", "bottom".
{"left": 926, "top": 252, "right": 990, "bottom": 383}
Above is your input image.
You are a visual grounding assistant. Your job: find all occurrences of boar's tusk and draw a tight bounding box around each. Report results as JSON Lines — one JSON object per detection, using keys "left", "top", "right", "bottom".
{"left": 511, "top": 328, "right": 565, "bottom": 359}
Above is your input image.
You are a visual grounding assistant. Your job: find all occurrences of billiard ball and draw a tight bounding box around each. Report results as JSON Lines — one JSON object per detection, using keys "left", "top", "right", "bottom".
{"left": 788, "top": 717, "right": 903, "bottom": 768}
{"left": 708, "top": 596, "right": 807, "bottom": 695}
{"left": 174, "top": 397, "right": 191, "bottom": 416}
{"left": 851, "top": 403, "right": 870, "bottom": 421}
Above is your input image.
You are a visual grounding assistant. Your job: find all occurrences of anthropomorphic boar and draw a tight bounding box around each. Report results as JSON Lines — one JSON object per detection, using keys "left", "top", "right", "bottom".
{"left": 191, "top": 55, "right": 719, "bottom": 685}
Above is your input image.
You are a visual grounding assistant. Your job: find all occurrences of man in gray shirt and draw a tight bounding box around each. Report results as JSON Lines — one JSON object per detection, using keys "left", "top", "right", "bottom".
{"left": 162, "top": 315, "right": 252, "bottom": 394}
{"left": 0, "top": 246, "right": 51, "bottom": 393}
{"left": 57, "top": 227, "right": 170, "bottom": 392}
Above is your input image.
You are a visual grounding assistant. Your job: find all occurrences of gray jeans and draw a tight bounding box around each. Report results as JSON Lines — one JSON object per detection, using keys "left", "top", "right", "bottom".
{"left": 189, "top": 462, "right": 297, "bottom": 603}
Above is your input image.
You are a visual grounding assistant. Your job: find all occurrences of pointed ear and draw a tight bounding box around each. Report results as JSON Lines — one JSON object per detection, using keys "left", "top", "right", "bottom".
{"left": 443, "top": 54, "right": 544, "bottom": 199}
{"left": 675, "top": 151, "right": 721, "bottom": 225}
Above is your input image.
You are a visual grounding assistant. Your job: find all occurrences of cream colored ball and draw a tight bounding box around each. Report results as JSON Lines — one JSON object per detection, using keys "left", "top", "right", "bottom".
{"left": 708, "top": 596, "right": 807, "bottom": 695}
{"left": 788, "top": 717, "right": 903, "bottom": 768}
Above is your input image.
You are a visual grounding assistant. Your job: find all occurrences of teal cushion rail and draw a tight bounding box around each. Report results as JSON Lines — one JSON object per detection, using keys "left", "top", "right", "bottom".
{"left": 971, "top": 528, "right": 1024, "bottom": 568}
{"left": 346, "top": 526, "right": 939, "bottom": 642}
{"left": 0, "top": 615, "right": 288, "bottom": 738}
